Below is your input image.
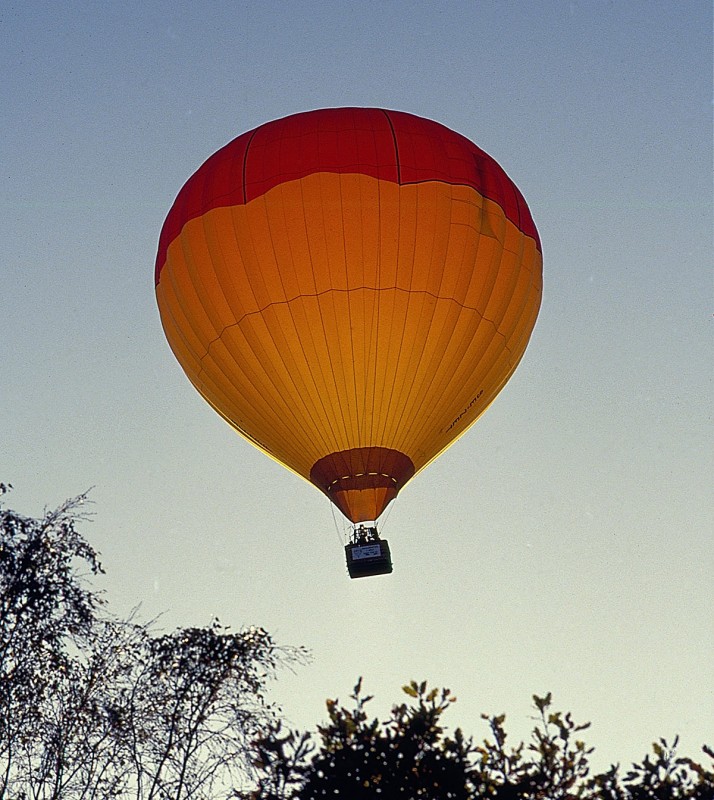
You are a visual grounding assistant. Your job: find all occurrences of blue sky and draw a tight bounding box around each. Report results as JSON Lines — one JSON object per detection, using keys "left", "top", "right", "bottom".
{"left": 2, "top": 0, "right": 712, "bottom": 771}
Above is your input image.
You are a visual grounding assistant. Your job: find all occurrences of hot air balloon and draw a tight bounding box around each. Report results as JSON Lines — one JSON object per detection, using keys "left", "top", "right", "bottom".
{"left": 155, "top": 108, "right": 542, "bottom": 577}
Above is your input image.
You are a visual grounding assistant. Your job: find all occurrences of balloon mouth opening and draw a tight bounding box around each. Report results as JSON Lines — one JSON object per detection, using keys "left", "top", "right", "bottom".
{"left": 310, "top": 447, "right": 415, "bottom": 523}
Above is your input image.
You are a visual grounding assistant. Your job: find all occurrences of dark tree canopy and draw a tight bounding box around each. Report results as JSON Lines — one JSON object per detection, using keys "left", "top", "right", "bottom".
{"left": 240, "top": 681, "right": 713, "bottom": 800}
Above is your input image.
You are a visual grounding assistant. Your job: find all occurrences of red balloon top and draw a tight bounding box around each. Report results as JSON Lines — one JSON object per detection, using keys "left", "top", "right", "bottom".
{"left": 155, "top": 107, "right": 540, "bottom": 283}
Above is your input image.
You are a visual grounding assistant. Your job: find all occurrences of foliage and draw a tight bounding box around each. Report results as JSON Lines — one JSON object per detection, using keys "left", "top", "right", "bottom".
{"left": 240, "top": 681, "right": 714, "bottom": 800}
{"left": 299, "top": 678, "right": 478, "bottom": 798}
{"left": 588, "top": 739, "right": 714, "bottom": 800}
{"left": 0, "top": 486, "right": 307, "bottom": 799}
{"left": 0, "top": 489, "right": 104, "bottom": 796}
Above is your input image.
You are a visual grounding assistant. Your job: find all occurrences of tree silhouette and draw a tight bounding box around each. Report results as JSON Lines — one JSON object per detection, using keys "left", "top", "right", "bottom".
{"left": 0, "top": 486, "right": 307, "bottom": 798}
{"left": 240, "top": 681, "right": 713, "bottom": 800}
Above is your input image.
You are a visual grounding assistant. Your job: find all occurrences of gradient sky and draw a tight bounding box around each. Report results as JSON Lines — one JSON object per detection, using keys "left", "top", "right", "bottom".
{"left": 2, "top": 0, "right": 712, "bottom": 772}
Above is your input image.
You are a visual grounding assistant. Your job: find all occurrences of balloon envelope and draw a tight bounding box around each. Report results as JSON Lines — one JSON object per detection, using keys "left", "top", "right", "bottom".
{"left": 155, "top": 108, "right": 542, "bottom": 523}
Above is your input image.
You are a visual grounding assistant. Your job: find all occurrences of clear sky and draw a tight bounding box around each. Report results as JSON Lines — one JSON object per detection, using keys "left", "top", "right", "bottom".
{"left": 2, "top": 0, "right": 712, "bottom": 772}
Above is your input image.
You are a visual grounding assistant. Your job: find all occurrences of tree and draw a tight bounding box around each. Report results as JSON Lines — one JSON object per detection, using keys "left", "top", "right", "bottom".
{"left": 0, "top": 486, "right": 307, "bottom": 799}
{"left": 240, "top": 681, "right": 714, "bottom": 800}
{"left": 0, "top": 487, "right": 103, "bottom": 796}
{"left": 243, "top": 679, "right": 479, "bottom": 799}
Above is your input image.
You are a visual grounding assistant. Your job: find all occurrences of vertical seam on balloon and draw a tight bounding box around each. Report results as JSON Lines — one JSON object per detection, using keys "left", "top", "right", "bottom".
{"left": 168, "top": 219, "right": 296, "bottom": 461}
{"left": 405, "top": 183, "right": 463, "bottom": 451}
{"left": 231, "top": 215, "right": 304, "bottom": 444}
{"left": 392, "top": 183, "right": 461, "bottom": 456}
{"left": 498, "top": 241, "right": 541, "bottom": 369}
{"left": 314, "top": 126, "right": 348, "bottom": 452}
{"left": 221, "top": 201, "right": 309, "bottom": 462}
{"left": 382, "top": 110, "right": 400, "bottom": 184}
{"left": 179, "top": 216, "right": 215, "bottom": 389}
{"left": 389, "top": 184, "right": 442, "bottom": 455}
{"left": 380, "top": 180, "right": 418, "bottom": 454}
{"left": 487, "top": 232, "right": 521, "bottom": 337}
{"left": 467, "top": 335, "right": 519, "bottom": 424}
{"left": 276, "top": 182, "right": 338, "bottom": 458}
{"left": 201, "top": 278, "right": 299, "bottom": 465}
{"left": 323, "top": 172, "right": 354, "bottom": 449}
{"left": 367, "top": 172, "right": 383, "bottom": 449}
{"left": 204, "top": 333, "right": 301, "bottom": 464}
{"left": 414, "top": 227, "right": 526, "bottom": 451}
{"left": 498, "top": 234, "right": 531, "bottom": 351}
{"left": 157, "top": 271, "right": 205, "bottom": 396}
{"left": 242, "top": 128, "right": 259, "bottom": 205}
{"left": 338, "top": 173, "right": 361, "bottom": 449}
{"left": 301, "top": 174, "right": 345, "bottom": 455}
{"left": 407, "top": 316, "right": 506, "bottom": 462}
{"left": 400, "top": 193, "right": 486, "bottom": 446}
{"left": 362, "top": 117, "right": 382, "bottom": 458}
{"left": 354, "top": 175, "right": 368, "bottom": 448}
{"left": 353, "top": 125, "right": 372, "bottom": 451}
{"left": 298, "top": 182, "right": 342, "bottom": 456}
{"left": 198, "top": 203, "right": 235, "bottom": 394}
{"left": 462, "top": 219, "right": 510, "bottom": 395}
{"left": 398, "top": 310, "right": 489, "bottom": 463}
{"left": 367, "top": 177, "right": 381, "bottom": 450}
{"left": 433, "top": 229, "right": 528, "bottom": 446}
{"left": 510, "top": 275, "right": 542, "bottom": 376}
{"left": 190, "top": 211, "right": 243, "bottom": 398}
{"left": 308, "top": 177, "right": 344, "bottom": 451}
{"left": 379, "top": 111, "right": 402, "bottom": 470}
{"left": 400, "top": 261, "right": 489, "bottom": 458}
{"left": 360, "top": 181, "right": 376, "bottom": 450}
{"left": 260, "top": 179, "right": 328, "bottom": 457}
{"left": 399, "top": 204, "right": 509, "bottom": 456}
{"left": 256, "top": 134, "right": 330, "bottom": 453}
{"left": 275, "top": 131, "right": 340, "bottom": 457}
{"left": 320, "top": 114, "right": 354, "bottom": 447}
{"left": 373, "top": 202, "right": 399, "bottom": 447}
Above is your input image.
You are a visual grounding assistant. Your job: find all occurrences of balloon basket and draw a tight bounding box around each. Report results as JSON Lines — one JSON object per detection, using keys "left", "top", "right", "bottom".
{"left": 345, "top": 525, "right": 393, "bottom": 578}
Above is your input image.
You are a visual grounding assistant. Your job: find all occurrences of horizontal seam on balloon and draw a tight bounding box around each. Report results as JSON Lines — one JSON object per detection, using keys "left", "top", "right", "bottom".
{"left": 204, "top": 285, "right": 497, "bottom": 331}
{"left": 327, "top": 473, "right": 398, "bottom": 489}
{"left": 195, "top": 289, "right": 509, "bottom": 390}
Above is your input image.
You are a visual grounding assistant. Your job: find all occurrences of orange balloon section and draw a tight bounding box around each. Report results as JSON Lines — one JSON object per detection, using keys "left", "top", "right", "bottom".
{"left": 155, "top": 108, "right": 542, "bottom": 523}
